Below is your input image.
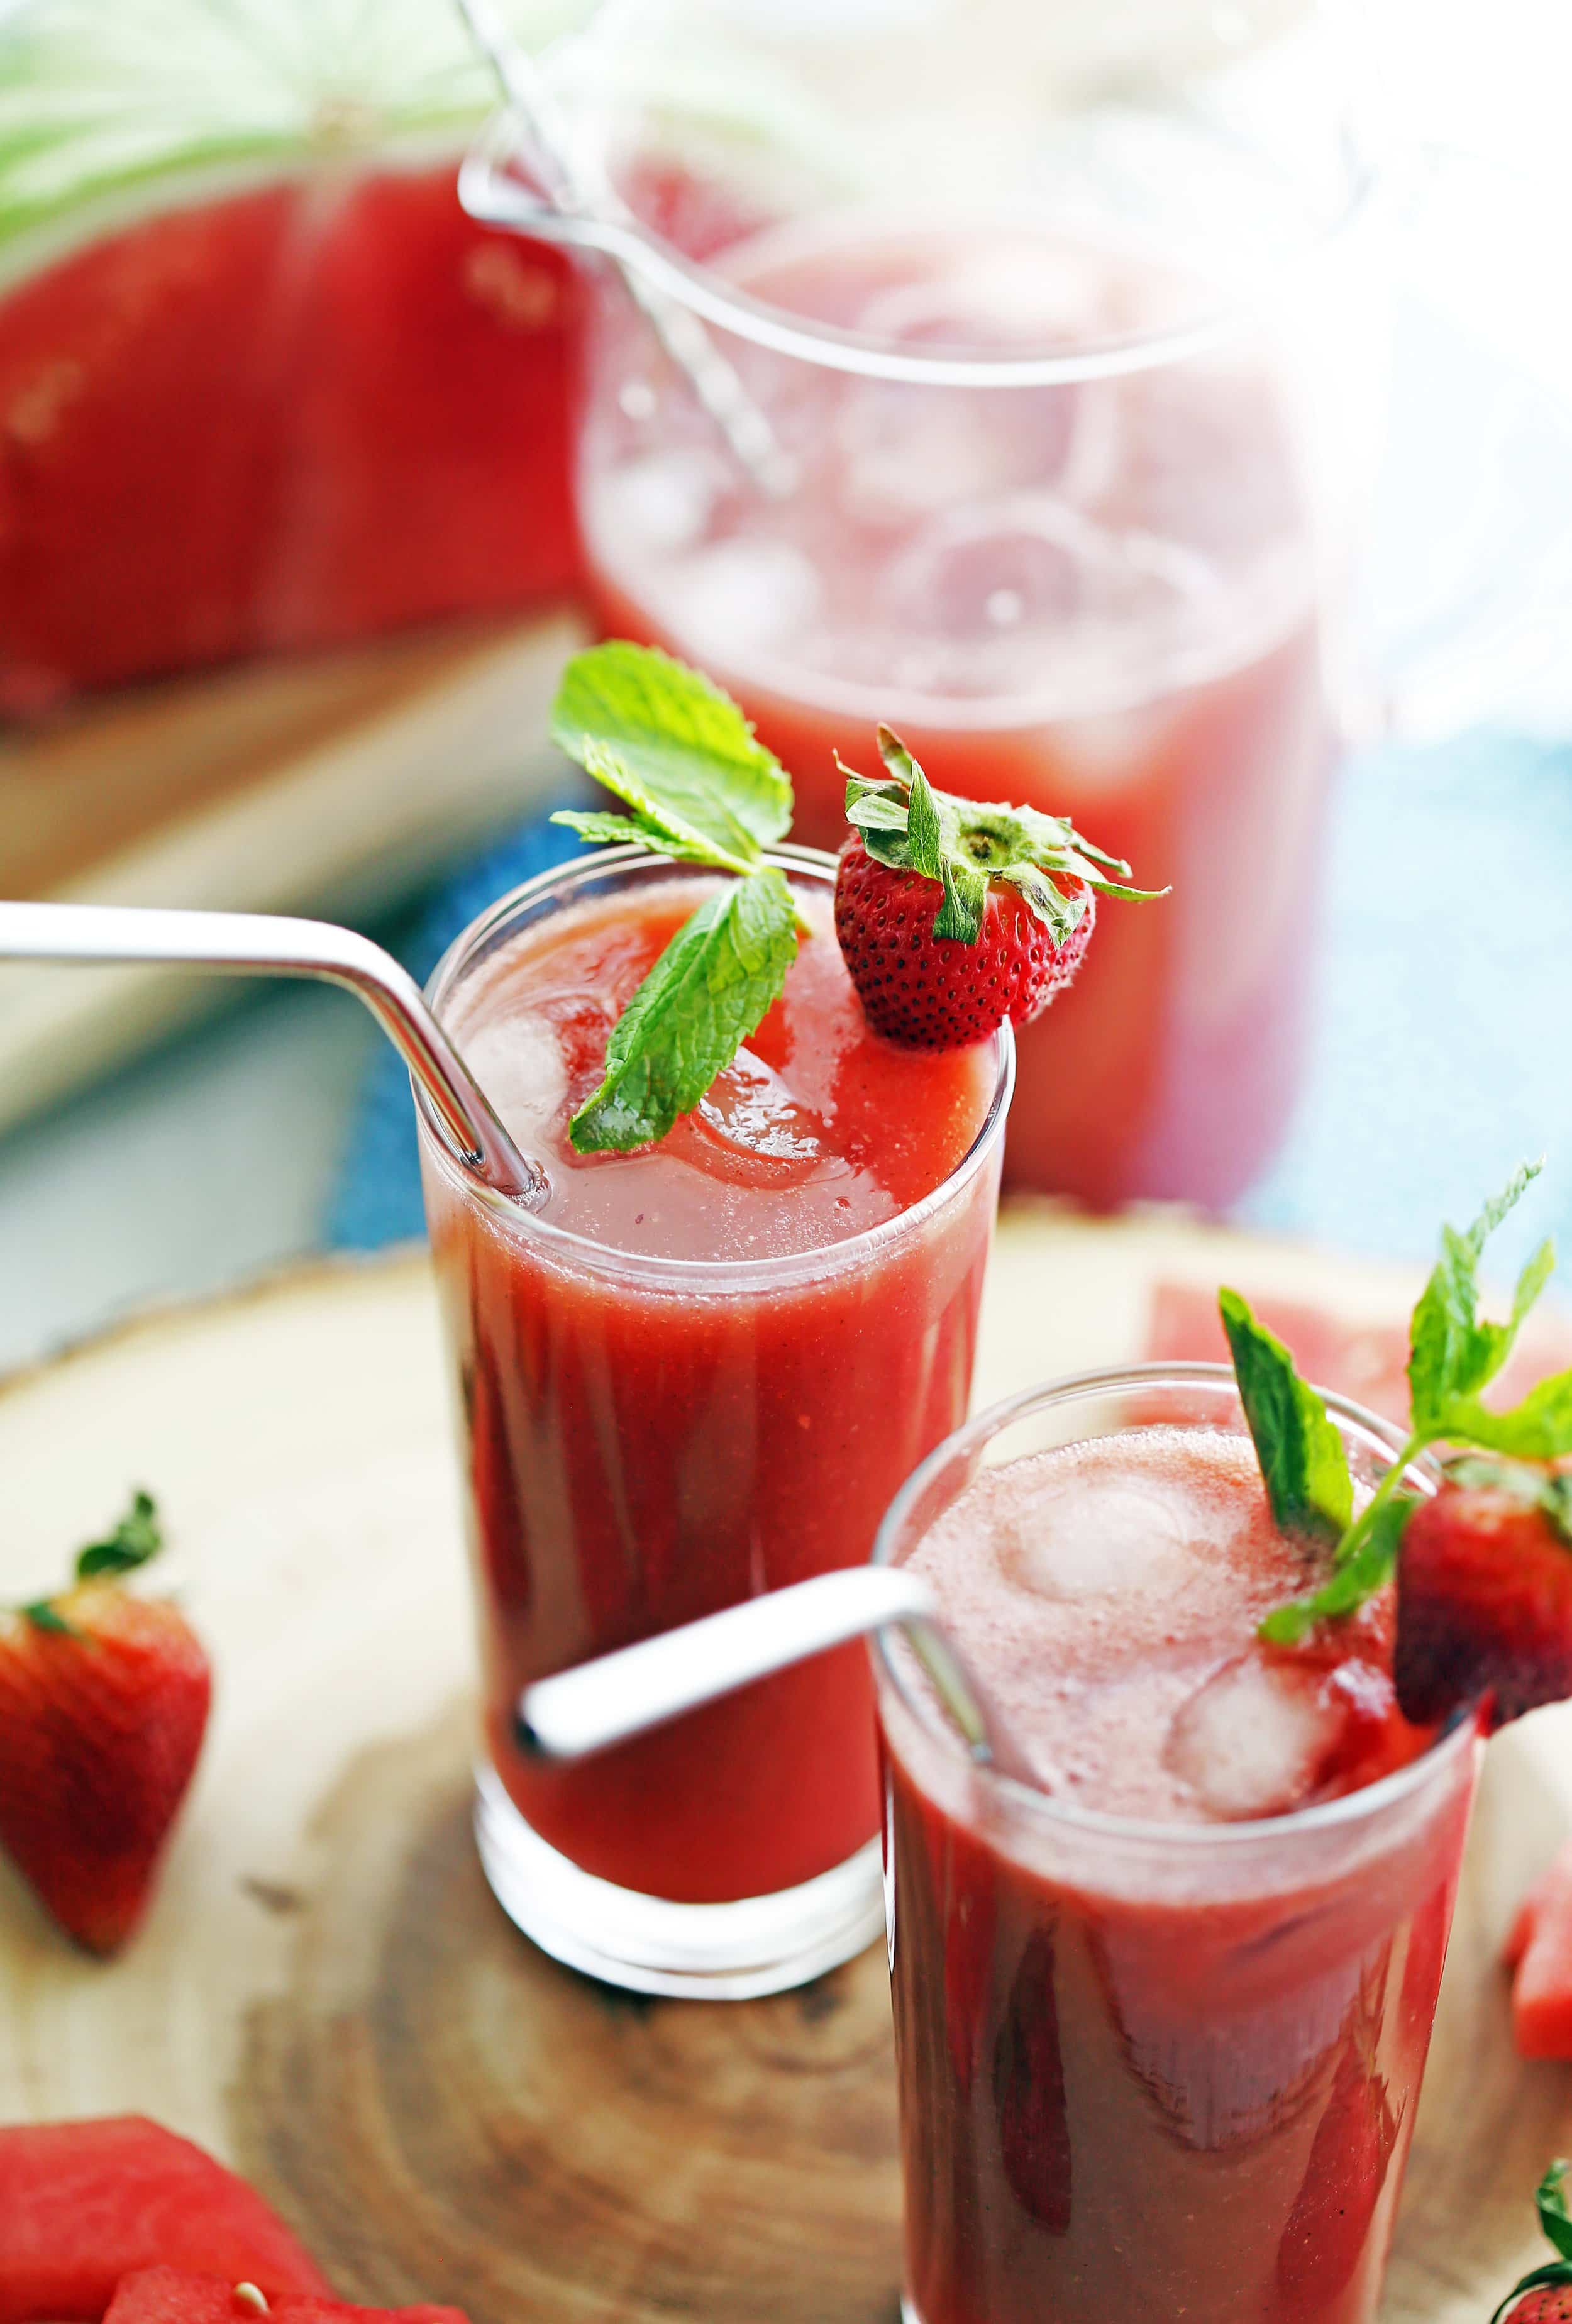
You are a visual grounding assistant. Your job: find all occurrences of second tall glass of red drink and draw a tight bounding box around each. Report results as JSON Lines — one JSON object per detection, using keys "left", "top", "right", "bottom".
{"left": 871, "top": 1368, "right": 1481, "bottom": 2324}
{"left": 415, "top": 844, "right": 1012, "bottom": 1996}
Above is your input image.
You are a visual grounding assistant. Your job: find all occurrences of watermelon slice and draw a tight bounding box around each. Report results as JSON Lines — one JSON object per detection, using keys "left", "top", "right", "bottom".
{"left": 105, "top": 2274, "right": 466, "bottom": 2324}
{"left": 0, "top": 2116, "right": 329, "bottom": 2323}
{"left": 0, "top": 0, "right": 587, "bottom": 716}
{"left": 1506, "top": 1838, "right": 1572, "bottom": 2061}
{"left": 1146, "top": 1280, "right": 1572, "bottom": 1429}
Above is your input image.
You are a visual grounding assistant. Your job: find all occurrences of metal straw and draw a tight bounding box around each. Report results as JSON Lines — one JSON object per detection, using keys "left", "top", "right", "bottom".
{"left": 0, "top": 902, "right": 545, "bottom": 1206}
{"left": 452, "top": 0, "right": 795, "bottom": 498}
{"left": 518, "top": 1564, "right": 1010, "bottom": 1771}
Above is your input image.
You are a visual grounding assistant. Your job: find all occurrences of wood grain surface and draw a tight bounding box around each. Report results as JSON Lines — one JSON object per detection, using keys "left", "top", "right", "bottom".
{"left": 0, "top": 1206, "right": 1567, "bottom": 2319}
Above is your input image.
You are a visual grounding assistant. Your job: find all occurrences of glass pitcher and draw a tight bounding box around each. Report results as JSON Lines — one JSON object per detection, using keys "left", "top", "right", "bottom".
{"left": 463, "top": 0, "right": 1559, "bottom": 1209}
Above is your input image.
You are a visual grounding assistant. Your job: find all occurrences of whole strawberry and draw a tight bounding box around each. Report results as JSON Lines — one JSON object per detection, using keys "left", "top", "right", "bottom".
{"left": 1393, "top": 1458, "right": 1572, "bottom": 1728}
{"left": 0, "top": 1492, "right": 211, "bottom": 1953}
{"left": 833, "top": 728, "right": 1159, "bottom": 1050}
{"left": 1490, "top": 2161, "right": 1572, "bottom": 2324}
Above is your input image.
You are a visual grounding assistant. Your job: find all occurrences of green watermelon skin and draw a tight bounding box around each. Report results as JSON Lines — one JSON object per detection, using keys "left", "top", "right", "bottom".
{"left": 0, "top": 163, "right": 582, "bottom": 715}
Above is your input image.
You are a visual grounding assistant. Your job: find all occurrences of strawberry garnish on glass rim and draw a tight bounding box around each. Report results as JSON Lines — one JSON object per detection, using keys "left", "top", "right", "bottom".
{"left": 833, "top": 727, "right": 1164, "bottom": 1050}
{"left": 0, "top": 1491, "right": 211, "bottom": 1954}
{"left": 1220, "top": 1162, "right": 1572, "bottom": 1733}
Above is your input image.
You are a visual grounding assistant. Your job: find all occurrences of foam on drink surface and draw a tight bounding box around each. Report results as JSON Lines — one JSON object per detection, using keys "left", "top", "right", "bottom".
{"left": 907, "top": 1428, "right": 1419, "bottom": 1824}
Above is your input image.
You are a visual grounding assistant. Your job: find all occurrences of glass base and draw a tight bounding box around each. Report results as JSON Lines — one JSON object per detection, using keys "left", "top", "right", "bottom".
{"left": 473, "top": 1764, "right": 887, "bottom": 1999}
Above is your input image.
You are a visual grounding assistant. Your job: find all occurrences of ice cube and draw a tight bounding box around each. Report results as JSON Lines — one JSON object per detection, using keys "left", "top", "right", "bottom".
{"left": 833, "top": 380, "right": 1061, "bottom": 523}
{"left": 1000, "top": 1475, "right": 1194, "bottom": 1603}
{"left": 666, "top": 1049, "right": 834, "bottom": 1189}
{"left": 464, "top": 1010, "right": 570, "bottom": 1148}
{"left": 1165, "top": 1653, "right": 1342, "bottom": 1822}
{"left": 598, "top": 447, "right": 726, "bottom": 555}
{"left": 885, "top": 495, "right": 1100, "bottom": 641}
{"left": 664, "top": 538, "right": 822, "bottom": 657}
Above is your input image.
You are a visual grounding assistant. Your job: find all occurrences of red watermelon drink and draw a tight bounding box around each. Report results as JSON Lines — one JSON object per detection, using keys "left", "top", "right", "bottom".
{"left": 412, "top": 639, "right": 1154, "bottom": 1996}
{"left": 872, "top": 1370, "right": 1476, "bottom": 2324}
{"left": 419, "top": 849, "right": 1007, "bottom": 1995}
{"left": 578, "top": 214, "right": 1334, "bottom": 1209}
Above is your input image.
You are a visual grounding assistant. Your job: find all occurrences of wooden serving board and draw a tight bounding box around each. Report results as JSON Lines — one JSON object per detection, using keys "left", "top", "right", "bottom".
{"left": 0, "top": 1204, "right": 1568, "bottom": 2320}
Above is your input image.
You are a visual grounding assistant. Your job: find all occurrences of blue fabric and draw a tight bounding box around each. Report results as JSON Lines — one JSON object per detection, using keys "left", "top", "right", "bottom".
{"left": 328, "top": 733, "right": 1572, "bottom": 1271}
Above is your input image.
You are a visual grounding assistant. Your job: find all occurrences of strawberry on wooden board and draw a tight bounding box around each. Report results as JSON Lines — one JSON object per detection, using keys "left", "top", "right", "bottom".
{"left": 0, "top": 1493, "right": 210, "bottom": 1953}
{"left": 1393, "top": 1459, "right": 1572, "bottom": 1729}
{"left": 1506, "top": 1839, "right": 1572, "bottom": 2061}
{"left": 832, "top": 727, "right": 1160, "bottom": 1051}
{"left": 104, "top": 2274, "right": 467, "bottom": 2324}
{"left": 0, "top": 2117, "right": 329, "bottom": 2324}
{"left": 1488, "top": 2161, "right": 1572, "bottom": 2323}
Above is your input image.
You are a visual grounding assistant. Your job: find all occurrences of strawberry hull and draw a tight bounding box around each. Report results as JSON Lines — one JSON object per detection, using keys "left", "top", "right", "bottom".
{"left": 0, "top": 166, "right": 581, "bottom": 714}
{"left": 0, "top": 2117, "right": 329, "bottom": 2323}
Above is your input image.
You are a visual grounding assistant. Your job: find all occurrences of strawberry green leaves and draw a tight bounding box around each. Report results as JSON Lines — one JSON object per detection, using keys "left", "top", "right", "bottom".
{"left": 1246, "top": 1166, "right": 1572, "bottom": 1644}
{"left": 1488, "top": 2160, "right": 1572, "bottom": 2324}
{"left": 18, "top": 1490, "right": 163, "bottom": 1636}
{"left": 567, "top": 871, "right": 799, "bottom": 1154}
{"left": 548, "top": 642, "right": 804, "bottom": 1153}
{"left": 841, "top": 728, "right": 1163, "bottom": 948}
{"left": 1220, "top": 1290, "right": 1353, "bottom": 1543}
{"left": 551, "top": 641, "right": 792, "bottom": 877}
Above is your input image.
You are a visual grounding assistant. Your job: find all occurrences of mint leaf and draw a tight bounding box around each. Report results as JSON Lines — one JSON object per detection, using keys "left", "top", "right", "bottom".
{"left": 1407, "top": 1163, "right": 1545, "bottom": 1433}
{"left": 1259, "top": 1493, "right": 1416, "bottom": 1646}
{"left": 551, "top": 642, "right": 790, "bottom": 875}
{"left": 75, "top": 1488, "right": 162, "bottom": 1580}
{"left": 1538, "top": 2162, "right": 1572, "bottom": 2264}
{"left": 1219, "top": 1287, "right": 1354, "bottom": 1543}
{"left": 568, "top": 870, "right": 798, "bottom": 1154}
{"left": 1438, "top": 1373, "right": 1572, "bottom": 1462}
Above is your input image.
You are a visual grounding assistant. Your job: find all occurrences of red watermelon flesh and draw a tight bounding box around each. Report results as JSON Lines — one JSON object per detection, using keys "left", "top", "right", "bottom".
{"left": 1146, "top": 1280, "right": 1572, "bottom": 1430}
{"left": 0, "top": 2116, "right": 329, "bottom": 2323}
{"left": 0, "top": 164, "right": 580, "bottom": 717}
{"left": 106, "top": 2274, "right": 467, "bottom": 2324}
{"left": 1506, "top": 1838, "right": 1572, "bottom": 2061}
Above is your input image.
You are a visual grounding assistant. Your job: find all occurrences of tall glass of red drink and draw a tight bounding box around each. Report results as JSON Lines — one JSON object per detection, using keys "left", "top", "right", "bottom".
{"left": 414, "top": 843, "right": 1012, "bottom": 1996}
{"left": 871, "top": 1366, "right": 1481, "bottom": 2324}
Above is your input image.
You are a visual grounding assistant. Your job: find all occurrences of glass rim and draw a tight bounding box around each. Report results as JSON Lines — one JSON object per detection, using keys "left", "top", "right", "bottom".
{"left": 475, "top": 63, "right": 1380, "bottom": 387}
{"left": 414, "top": 840, "right": 1014, "bottom": 1289}
{"left": 870, "top": 1359, "right": 1478, "bottom": 1851}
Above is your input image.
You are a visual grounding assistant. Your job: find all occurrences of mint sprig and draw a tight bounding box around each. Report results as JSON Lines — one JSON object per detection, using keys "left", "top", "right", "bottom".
{"left": 548, "top": 642, "right": 804, "bottom": 1153}
{"left": 552, "top": 641, "right": 792, "bottom": 878}
{"left": 567, "top": 872, "right": 799, "bottom": 1154}
{"left": 1229, "top": 1165, "right": 1572, "bottom": 1644}
{"left": 1219, "top": 1288, "right": 1353, "bottom": 1543}
{"left": 841, "top": 726, "right": 1164, "bottom": 948}
{"left": 1489, "top": 2160, "right": 1572, "bottom": 2324}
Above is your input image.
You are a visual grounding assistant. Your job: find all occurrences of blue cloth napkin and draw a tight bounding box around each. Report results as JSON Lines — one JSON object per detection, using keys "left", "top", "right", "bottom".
{"left": 329, "top": 733, "right": 1572, "bottom": 1275}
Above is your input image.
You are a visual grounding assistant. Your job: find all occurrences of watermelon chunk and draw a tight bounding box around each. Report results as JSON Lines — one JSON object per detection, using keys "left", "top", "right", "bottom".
{"left": 1146, "top": 1280, "right": 1572, "bottom": 1429}
{"left": 1507, "top": 1838, "right": 1572, "bottom": 2060}
{"left": 0, "top": 2117, "right": 329, "bottom": 2323}
{"left": 105, "top": 2274, "right": 467, "bottom": 2324}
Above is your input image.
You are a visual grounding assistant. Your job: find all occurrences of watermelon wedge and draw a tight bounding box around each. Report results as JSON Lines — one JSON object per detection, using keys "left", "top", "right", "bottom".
{"left": 1506, "top": 1838, "right": 1572, "bottom": 2061}
{"left": 0, "top": 0, "right": 588, "bottom": 716}
{"left": 0, "top": 2116, "right": 328, "bottom": 2323}
{"left": 105, "top": 2274, "right": 465, "bottom": 2324}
